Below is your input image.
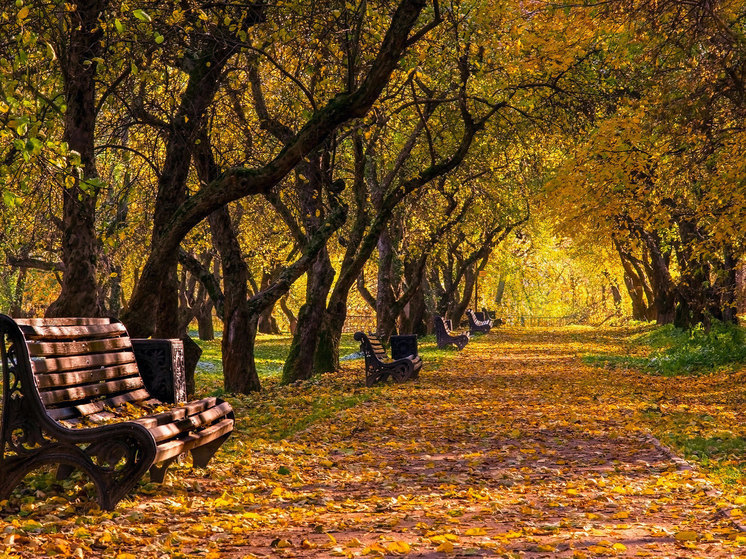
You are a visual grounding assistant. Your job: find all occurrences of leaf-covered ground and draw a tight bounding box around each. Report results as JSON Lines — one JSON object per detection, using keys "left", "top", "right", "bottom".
{"left": 1, "top": 326, "right": 745, "bottom": 558}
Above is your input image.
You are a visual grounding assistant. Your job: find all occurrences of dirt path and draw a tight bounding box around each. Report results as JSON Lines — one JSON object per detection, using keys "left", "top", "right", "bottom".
{"left": 234, "top": 328, "right": 744, "bottom": 558}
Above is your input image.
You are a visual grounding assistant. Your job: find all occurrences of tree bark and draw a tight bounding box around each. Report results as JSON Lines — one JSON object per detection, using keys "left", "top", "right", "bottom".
{"left": 46, "top": 0, "right": 107, "bottom": 318}
{"left": 282, "top": 248, "right": 335, "bottom": 383}
{"left": 121, "top": 0, "right": 429, "bottom": 337}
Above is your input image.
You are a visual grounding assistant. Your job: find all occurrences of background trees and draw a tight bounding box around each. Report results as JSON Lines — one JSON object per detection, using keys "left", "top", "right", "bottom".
{"left": 2, "top": 0, "right": 743, "bottom": 392}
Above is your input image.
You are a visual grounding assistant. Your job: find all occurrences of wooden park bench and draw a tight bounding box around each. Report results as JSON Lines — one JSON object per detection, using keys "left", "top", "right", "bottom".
{"left": 477, "top": 307, "right": 503, "bottom": 327}
{"left": 0, "top": 315, "right": 234, "bottom": 510}
{"left": 353, "top": 332, "right": 422, "bottom": 387}
{"left": 434, "top": 316, "right": 470, "bottom": 350}
{"left": 466, "top": 308, "right": 492, "bottom": 334}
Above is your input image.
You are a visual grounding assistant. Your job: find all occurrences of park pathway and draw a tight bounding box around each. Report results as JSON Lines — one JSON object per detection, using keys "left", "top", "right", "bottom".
{"left": 235, "top": 327, "right": 744, "bottom": 558}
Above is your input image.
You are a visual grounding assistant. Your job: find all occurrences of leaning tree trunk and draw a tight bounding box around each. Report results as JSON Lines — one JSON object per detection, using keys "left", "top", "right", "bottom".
{"left": 257, "top": 269, "right": 281, "bottom": 334}
{"left": 46, "top": 0, "right": 106, "bottom": 318}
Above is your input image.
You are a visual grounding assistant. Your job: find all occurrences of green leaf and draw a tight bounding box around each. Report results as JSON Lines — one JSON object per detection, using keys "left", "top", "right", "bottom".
{"left": 132, "top": 9, "right": 151, "bottom": 22}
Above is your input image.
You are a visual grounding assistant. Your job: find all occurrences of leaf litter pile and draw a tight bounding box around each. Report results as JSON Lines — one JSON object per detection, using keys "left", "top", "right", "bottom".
{"left": 1, "top": 327, "right": 745, "bottom": 558}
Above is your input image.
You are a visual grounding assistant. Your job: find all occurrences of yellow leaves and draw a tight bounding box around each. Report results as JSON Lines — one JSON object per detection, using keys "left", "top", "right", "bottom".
{"left": 385, "top": 540, "right": 411, "bottom": 554}
{"left": 465, "top": 527, "right": 487, "bottom": 536}
{"left": 435, "top": 541, "right": 454, "bottom": 553}
{"left": 612, "top": 511, "right": 630, "bottom": 519}
{"left": 674, "top": 530, "right": 699, "bottom": 542}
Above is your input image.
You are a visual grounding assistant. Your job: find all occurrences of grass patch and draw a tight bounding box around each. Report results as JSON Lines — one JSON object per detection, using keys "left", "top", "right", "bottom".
{"left": 191, "top": 333, "right": 450, "bottom": 442}
{"left": 584, "top": 321, "right": 746, "bottom": 376}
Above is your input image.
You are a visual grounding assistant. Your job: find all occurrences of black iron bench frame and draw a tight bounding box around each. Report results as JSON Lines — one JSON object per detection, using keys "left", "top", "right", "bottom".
{"left": 434, "top": 316, "right": 470, "bottom": 350}
{"left": 353, "top": 332, "right": 422, "bottom": 387}
{"left": 0, "top": 315, "right": 234, "bottom": 510}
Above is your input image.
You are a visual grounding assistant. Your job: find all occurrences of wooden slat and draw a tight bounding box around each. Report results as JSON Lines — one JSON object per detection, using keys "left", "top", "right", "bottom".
{"left": 31, "top": 350, "right": 136, "bottom": 374}
{"left": 28, "top": 337, "right": 132, "bottom": 357}
{"left": 132, "top": 397, "right": 219, "bottom": 428}
{"left": 154, "top": 418, "right": 234, "bottom": 462}
{"left": 144, "top": 402, "right": 233, "bottom": 442}
{"left": 18, "top": 323, "right": 127, "bottom": 340}
{"left": 35, "top": 363, "right": 141, "bottom": 389}
{"left": 15, "top": 318, "right": 113, "bottom": 326}
{"left": 40, "top": 376, "right": 145, "bottom": 406}
{"left": 47, "top": 388, "right": 152, "bottom": 421}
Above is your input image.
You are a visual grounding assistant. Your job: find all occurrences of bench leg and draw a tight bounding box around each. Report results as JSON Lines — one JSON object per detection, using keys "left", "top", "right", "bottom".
{"left": 56, "top": 463, "right": 75, "bottom": 480}
{"left": 191, "top": 434, "right": 230, "bottom": 469}
{"left": 149, "top": 458, "right": 178, "bottom": 483}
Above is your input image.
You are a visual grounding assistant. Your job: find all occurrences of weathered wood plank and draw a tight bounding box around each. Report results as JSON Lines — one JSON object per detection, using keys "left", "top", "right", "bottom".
{"left": 144, "top": 402, "right": 233, "bottom": 442}
{"left": 31, "top": 351, "right": 136, "bottom": 374}
{"left": 15, "top": 318, "right": 113, "bottom": 326}
{"left": 40, "top": 376, "right": 145, "bottom": 406}
{"left": 154, "top": 418, "right": 234, "bottom": 462}
{"left": 46, "top": 388, "right": 152, "bottom": 420}
{"left": 18, "top": 323, "right": 127, "bottom": 340}
{"left": 35, "top": 363, "right": 141, "bottom": 389}
{"left": 28, "top": 337, "right": 132, "bottom": 357}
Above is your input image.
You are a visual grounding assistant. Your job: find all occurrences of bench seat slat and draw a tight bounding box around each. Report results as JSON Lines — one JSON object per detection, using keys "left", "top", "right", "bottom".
{"left": 28, "top": 337, "right": 132, "bottom": 357}
{"left": 132, "top": 397, "right": 219, "bottom": 428}
{"left": 154, "top": 418, "right": 235, "bottom": 463}
{"left": 15, "top": 318, "right": 113, "bottom": 326}
{"left": 143, "top": 402, "right": 233, "bottom": 442}
{"left": 36, "top": 363, "right": 141, "bottom": 389}
{"left": 18, "top": 323, "right": 127, "bottom": 340}
{"left": 31, "top": 350, "right": 136, "bottom": 374}
{"left": 40, "top": 375, "right": 145, "bottom": 406}
{"left": 46, "top": 388, "right": 153, "bottom": 420}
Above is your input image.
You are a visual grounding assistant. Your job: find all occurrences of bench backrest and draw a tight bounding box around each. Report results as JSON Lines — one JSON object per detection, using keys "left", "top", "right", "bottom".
{"left": 3, "top": 316, "right": 150, "bottom": 422}
{"left": 353, "top": 332, "right": 388, "bottom": 362}
{"left": 434, "top": 316, "right": 449, "bottom": 337}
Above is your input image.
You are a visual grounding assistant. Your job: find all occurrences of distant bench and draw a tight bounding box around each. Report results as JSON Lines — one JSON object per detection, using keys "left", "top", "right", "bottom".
{"left": 0, "top": 315, "right": 234, "bottom": 510}
{"left": 434, "top": 316, "right": 470, "bottom": 350}
{"left": 354, "top": 332, "right": 422, "bottom": 386}
{"left": 466, "top": 308, "right": 492, "bottom": 334}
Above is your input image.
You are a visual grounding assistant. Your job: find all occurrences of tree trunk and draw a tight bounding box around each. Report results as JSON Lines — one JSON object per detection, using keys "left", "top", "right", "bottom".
{"left": 257, "top": 270, "right": 281, "bottom": 334}
{"left": 282, "top": 249, "right": 335, "bottom": 383}
{"left": 197, "top": 304, "right": 215, "bottom": 340}
{"left": 375, "top": 230, "right": 398, "bottom": 340}
{"left": 46, "top": 0, "right": 106, "bottom": 318}
{"left": 209, "top": 206, "right": 263, "bottom": 393}
{"left": 279, "top": 294, "right": 298, "bottom": 334}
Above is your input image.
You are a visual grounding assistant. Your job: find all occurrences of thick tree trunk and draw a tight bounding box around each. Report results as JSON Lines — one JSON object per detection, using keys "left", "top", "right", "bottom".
{"left": 46, "top": 0, "right": 106, "bottom": 318}
{"left": 282, "top": 249, "right": 335, "bottom": 383}
{"left": 197, "top": 304, "right": 215, "bottom": 340}
{"left": 209, "top": 206, "right": 263, "bottom": 393}
{"left": 450, "top": 265, "right": 476, "bottom": 326}
{"left": 375, "top": 230, "right": 398, "bottom": 340}
{"left": 314, "top": 291, "right": 349, "bottom": 373}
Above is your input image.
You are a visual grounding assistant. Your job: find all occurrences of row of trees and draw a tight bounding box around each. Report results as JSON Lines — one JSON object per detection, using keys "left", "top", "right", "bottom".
{"left": 2, "top": 0, "right": 741, "bottom": 393}
{"left": 1, "top": 0, "right": 606, "bottom": 393}
{"left": 549, "top": 0, "right": 746, "bottom": 328}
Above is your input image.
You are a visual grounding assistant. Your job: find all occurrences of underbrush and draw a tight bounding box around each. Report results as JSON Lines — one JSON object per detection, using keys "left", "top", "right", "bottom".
{"left": 585, "top": 321, "right": 746, "bottom": 376}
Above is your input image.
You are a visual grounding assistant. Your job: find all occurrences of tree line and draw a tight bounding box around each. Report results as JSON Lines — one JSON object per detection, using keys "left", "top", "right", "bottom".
{"left": 1, "top": 0, "right": 743, "bottom": 393}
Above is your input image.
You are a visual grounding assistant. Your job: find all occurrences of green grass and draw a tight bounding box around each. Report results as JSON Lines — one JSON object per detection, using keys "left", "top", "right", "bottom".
{"left": 191, "top": 332, "right": 452, "bottom": 443}
{"left": 583, "top": 321, "right": 746, "bottom": 376}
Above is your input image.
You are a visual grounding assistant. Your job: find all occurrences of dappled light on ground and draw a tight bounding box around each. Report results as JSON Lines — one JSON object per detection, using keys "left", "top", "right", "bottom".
{"left": 0, "top": 327, "right": 744, "bottom": 557}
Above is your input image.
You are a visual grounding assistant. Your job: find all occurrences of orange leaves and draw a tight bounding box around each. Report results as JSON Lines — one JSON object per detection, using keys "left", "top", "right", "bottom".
{"left": 1, "top": 327, "right": 745, "bottom": 558}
